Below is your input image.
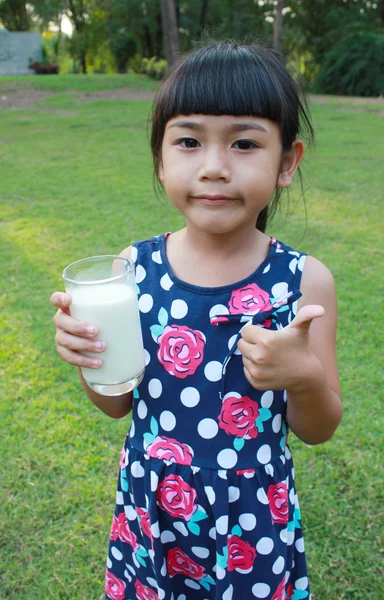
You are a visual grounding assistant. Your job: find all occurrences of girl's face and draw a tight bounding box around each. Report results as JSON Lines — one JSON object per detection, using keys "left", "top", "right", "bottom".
{"left": 159, "top": 114, "right": 303, "bottom": 236}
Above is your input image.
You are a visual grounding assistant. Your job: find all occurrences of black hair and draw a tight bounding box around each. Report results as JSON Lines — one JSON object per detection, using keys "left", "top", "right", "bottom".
{"left": 150, "top": 39, "right": 314, "bottom": 232}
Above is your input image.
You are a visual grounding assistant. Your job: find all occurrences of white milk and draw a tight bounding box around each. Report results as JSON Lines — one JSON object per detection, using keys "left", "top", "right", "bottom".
{"left": 70, "top": 283, "right": 144, "bottom": 385}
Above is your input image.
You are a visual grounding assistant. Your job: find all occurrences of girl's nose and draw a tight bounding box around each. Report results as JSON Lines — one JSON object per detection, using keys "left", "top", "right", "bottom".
{"left": 197, "top": 147, "right": 231, "bottom": 181}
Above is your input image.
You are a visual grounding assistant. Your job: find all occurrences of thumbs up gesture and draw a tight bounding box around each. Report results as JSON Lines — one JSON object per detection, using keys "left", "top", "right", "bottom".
{"left": 237, "top": 305, "right": 325, "bottom": 392}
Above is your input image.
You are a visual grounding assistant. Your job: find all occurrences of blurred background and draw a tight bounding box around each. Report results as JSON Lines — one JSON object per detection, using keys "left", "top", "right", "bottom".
{"left": 0, "top": 0, "right": 383, "bottom": 95}
{"left": 0, "top": 2, "right": 383, "bottom": 600}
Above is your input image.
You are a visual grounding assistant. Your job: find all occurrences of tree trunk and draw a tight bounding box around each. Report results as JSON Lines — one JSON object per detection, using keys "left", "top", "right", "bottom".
{"left": 160, "top": 0, "right": 180, "bottom": 67}
{"left": 197, "top": 0, "right": 209, "bottom": 38}
{"left": 273, "top": 0, "right": 284, "bottom": 53}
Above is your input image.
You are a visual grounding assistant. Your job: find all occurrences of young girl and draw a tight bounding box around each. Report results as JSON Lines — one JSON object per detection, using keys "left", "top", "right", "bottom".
{"left": 51, "top": 40, "right": 342, "bottom": 600}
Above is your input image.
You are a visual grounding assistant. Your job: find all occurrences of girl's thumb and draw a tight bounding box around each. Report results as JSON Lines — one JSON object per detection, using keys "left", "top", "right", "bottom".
{"left": 287, "top": 304, "right": 324, "bottom": 334}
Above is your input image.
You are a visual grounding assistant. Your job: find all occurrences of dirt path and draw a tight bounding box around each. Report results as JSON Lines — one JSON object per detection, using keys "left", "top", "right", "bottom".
{"left": 0, "top": 86, "right": 382, "bottom": 113}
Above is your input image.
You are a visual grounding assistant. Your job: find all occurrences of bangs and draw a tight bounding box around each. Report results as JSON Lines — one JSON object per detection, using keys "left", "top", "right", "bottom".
{"left": 154, "top": 43, "right": 287, "bottom": 126}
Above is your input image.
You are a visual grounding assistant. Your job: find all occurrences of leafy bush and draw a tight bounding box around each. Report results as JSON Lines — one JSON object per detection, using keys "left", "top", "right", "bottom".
{"left": 315, "top": 29, "right": 384, "bottom": 97}
{"left": 130, "top": 55, "right": 167, "bottom": 80}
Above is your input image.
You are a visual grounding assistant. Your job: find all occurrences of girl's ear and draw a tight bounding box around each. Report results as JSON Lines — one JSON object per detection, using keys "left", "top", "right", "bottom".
{"left": 277, "top": 140, "right": 305, "bottom": 188}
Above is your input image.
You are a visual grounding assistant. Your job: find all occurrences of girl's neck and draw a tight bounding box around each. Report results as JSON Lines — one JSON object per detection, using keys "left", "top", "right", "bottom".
{"left": 166, "top": 223, "right": 271, "bottom": 288}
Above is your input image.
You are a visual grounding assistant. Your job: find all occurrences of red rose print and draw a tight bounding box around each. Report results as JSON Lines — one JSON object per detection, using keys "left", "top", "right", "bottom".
{"left": 227, "top": 535, "right": 257, "bottom": 572}
{"left": 267, "top": 482, "right": 289, "bottom": 524}
{"left": 236, "top": 468, "right": 255, "bottom": 476}
{"left": 147, "top": 436, "right": 194, "bottom": 465}
{"left": 167, "top": 547, "right": 206, "bottom": 580}
{"left": 136, "top": 507, "right": 153, "bottom": 541}
{"left": 110, "top": 511, "right": 139, "bottom": 549}
{"left": 157, "top": 325, "right": 205, "bottom": 378}
{"left": 105, "top": 570, "right": 126, "bottom": 600}
{"left": 271, "top": 575, "right": 290, "bottom": 600}
{"left": 229, "top": 283, "right": 271, "bottom": 315}
{"left": 211, "top": 316, "right": 230, "bottom": 325}
{"left": 286, "top": 583, "right": 294, "bottom": 599}
{"left": 157, "top": 474, "right": 197, "bottom": 521}
{"left": 218, "top": 396, "right": 259, "bottom": 438}
{"left": 134, "top": 579, "right": 158, "bottom": 600}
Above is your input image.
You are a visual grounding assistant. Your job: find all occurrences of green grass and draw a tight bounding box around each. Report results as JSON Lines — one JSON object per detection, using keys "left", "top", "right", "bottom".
{"left": 0, "top": 72, "right": 160, "bottom": 92}
{"left": 0, "top": 80, "right": 383, "bottom": 599}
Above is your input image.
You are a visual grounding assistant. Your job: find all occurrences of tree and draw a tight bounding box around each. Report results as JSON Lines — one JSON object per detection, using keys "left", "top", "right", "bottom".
{"left": 0, "top": 0, "right": 30, "bottom": 30}
{"left": 273, "top": 0, "right": 284, "bottom": 53}
{"left": 160, "top": 0, "right": 179, "bottom": 67}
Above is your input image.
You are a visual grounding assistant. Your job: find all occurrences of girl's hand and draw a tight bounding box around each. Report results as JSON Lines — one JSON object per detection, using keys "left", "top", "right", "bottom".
{"left": 237, "top": 305, "right": 325, "bottom": 392}
{"left": 50, "top": 292, "right": 105, "bottom": 369}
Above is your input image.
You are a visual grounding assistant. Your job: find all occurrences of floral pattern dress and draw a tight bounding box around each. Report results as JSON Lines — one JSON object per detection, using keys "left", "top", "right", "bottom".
{"left": 105, "top": 234, "right": 312, "bottom": 600}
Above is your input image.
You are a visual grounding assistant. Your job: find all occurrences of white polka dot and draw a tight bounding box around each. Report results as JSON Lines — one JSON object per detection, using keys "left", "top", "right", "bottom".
{"left": 137, "top": 400, "right": 147, "bottom": 419}
{"left": 136, "top": 264, "right": 146, "bottom": 283}
{"left": 257, "top": 487, "right": 269, "bottom": 504}
{"left": 204, "top": 361, "right": 222, "bottom": 382}
{"left": 152, "top": 250, "right": 162, "bottom": 264}
{"left": 129, "top": 420, "right": 135, "bottom": 437}
{"left": 228, "top": 334, "right": 241, "bottom": 355}
{"left": 280, "top": 528, "right": 288, "bottom": 543}
{"left": 144, "top": 349, "right": 151, "bottom": 366}
{"left": 158, "top": 589, "right": 165, "bottom": 600}
{"left": 180, "top": 387, "right": 200, "bottom": 407}
{"left": 209, "top": 527, "right": 216, "bottom": 540}
{"left": 216, "top": 566, "right": 226, "bottom": 580}
{"left": 111, "top": 546, "right": 123, "bottom": 560}
{"left": 198, "top": 418, "right": 219, "bottom": 439}
{"left": 223, "top": 391, "right": 241, "bottom": 400}
{"left": 160, "top": 411, "right": 176, "bottom": 431}
{"left": 285, "top": 446, "right": 292, "bottom": 460}
{"left": 265, "top": 464, "right": 274, "bottom": 477}
{"left": 148, "top": 378, "right": 162, "bottom": 398}
{"left": 192, "top": 546, "right": 210, "bottom": 559}
{"left": 146, "top": 577, "right": 157, "bottom": 588}
{"left": 174, "top": 522, "right": 188, "bottom": 536}
{"left": 216, "top": 515, "right": 229, "bottom": 535}
{"left": 209, "top": 304, "right": 229, "bottom": 318}
{"left": 125, "top": 505, "right": 137, "bottom": 520}
{"left": 176, "top": 596, "right": 186, "bottom": 600}
{"left": 107, "top": 556, "right": 112, "bottom": 569}
{"left": 131, "top": 461, "right": 144, "bottom": 478}
{"left": 298, "top": 255, "right": 306, "bottom": 272}
{"left": 170, "top": 299, "right": 188, "bottom": 319}
{"left": 260, "top": 390, "right": 273, "bottom": 408}
{"left": 127, "top": 563, "right": 136, "bottom": 576}
{"left": 239, "top": 513, "right": 257, "bottom": 531}
{"left": 160, "top": 530, "right": 176, "bottom": 543}
{"left": 257, "top": 444, "right": 271, "bottom": 465}
{"left": 130, "top": 247, "right": 138, "bottom": 263}
{"left": 295, "top": 577, "right": 309, "bottom": 590}
{"left": 272, "top": 414, "right": 282, "bottom": 433}
{"left": 295, "top": 537, "right": 305, "bottom": 553}
{"left": 256, "top": 537, "right": 274, "bottom": 555}
{"left": 289, "top": 258, "right": 298, "bottom": 274}
{"left": 287, "top": 529, "right": 295, "bottom": 546}
{"left": 222, "top": 584, "right": 233, "bottom": 600}
{"left": 138, "top": 293, "right": 153, "bottom": 313}
{"left": 217, "top": 449, "right": 238, "bottom": 469}
{"left": 228, "top": 486, "right": 240, "bottom": 503}
{"left": 262, "top": 264, "right": 270, "bottom": 274}
{"left": 272, "top": 556, "right": 285, "bottom": 574}
{"left": 185, "top": 579, "right": 200, "bottom": 590}
{"left": 150, "top": 470, "right": 158, "bottom": 492}
{"left": 160, "top": 559, "right": 167, "bottom": 576}
{"left": 252, "top": 583, "right": 270, "bottom": 598}
{"left": 160, "top": 273, "right": 173, "bottom": 290}
{"left": 271, "top": 282, "right": 288, "bottom": 299}
{"left": 151, "top": 521, "right": 160, "bottom": 538}
{"left": 116, "top": 491, "right": 123, "bottom": 505}
{"left": 289, "top": 488, "right": 295, "bottom": 505}
{"left": 204, "top": 486, "right": 216, "bottom": 505}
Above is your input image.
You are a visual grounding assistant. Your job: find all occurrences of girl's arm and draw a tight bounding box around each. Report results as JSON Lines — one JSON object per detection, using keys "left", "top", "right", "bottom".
{"left": 285, "top": 256, "right": 342, "bottom": 444}
{"left": 77, "top": 368, "right": 132, "bottom": 419}
{"left": 238, "top": 256, "right": 342, "bottom": 445}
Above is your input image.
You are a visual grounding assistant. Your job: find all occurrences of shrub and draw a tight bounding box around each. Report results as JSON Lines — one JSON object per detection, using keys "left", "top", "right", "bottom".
{"left": 315, "top": 29, "right": 384, "bottom": 97}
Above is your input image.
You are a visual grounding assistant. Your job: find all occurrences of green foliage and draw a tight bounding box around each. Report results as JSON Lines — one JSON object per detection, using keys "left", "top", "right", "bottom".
{"left": 130, "top": 54, "right": 167, "bottom": 80}
{"left": 109, "top": 29, "right": 138, "bottom": 72}
{"left": 315, "top": 28, "right": 384, "bottom": 97}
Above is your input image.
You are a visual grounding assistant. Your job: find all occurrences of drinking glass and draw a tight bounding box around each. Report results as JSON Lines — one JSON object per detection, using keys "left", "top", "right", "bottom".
{"left": 62, "top": 255, "right": 145, "bottom": 396}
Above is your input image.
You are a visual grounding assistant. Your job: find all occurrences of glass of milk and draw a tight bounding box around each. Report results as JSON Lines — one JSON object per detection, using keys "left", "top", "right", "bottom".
{"left": 62, "top": 255, "right": 145, "bottom": 396}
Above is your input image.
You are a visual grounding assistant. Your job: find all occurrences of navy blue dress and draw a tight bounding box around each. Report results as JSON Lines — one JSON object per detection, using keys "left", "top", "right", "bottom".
{"left": 105, "top": 234, "right": 311, "bottom": 600}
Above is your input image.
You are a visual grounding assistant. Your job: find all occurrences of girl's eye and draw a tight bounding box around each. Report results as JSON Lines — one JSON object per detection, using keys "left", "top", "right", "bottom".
{"left": 233, "top": 140, "right": 258, "bottom": 150}
{"left": 178, "top": 138, "right": 200, "bottom": 148}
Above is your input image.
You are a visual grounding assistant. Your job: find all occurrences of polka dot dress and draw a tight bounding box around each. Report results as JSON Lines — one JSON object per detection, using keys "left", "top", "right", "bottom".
{"left": 105, "top": 234, "right": 311, "bottom": 600}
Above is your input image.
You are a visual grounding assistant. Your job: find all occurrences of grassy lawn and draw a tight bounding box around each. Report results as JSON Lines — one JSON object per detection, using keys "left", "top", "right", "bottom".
{"left": 0, "top": 75, "right": 383, "bottom": 599}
